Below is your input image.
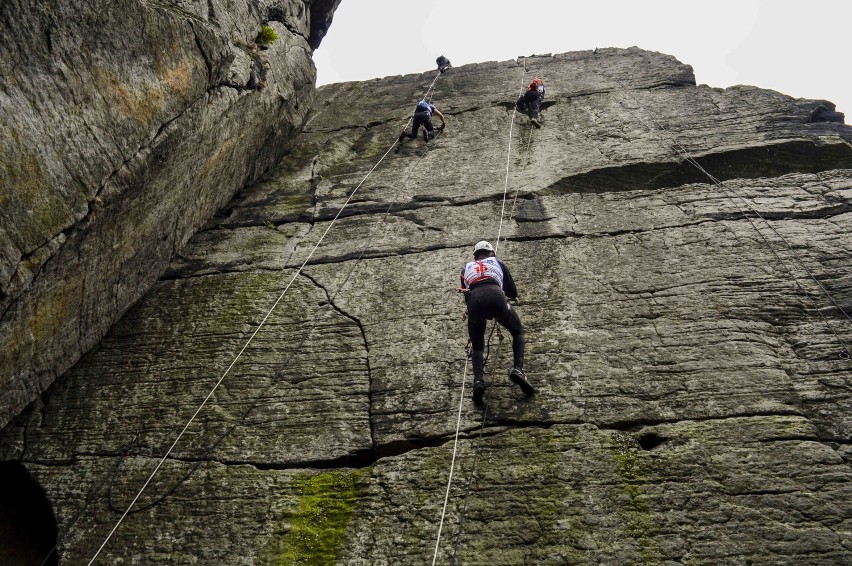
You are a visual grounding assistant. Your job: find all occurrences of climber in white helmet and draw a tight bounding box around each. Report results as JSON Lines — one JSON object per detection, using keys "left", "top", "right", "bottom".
{"left": 459, "top": 240, "right": 533, "bottom": 406}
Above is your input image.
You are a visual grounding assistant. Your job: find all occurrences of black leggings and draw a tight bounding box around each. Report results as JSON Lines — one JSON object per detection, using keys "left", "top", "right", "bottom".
{"left": 466, "top": 284, "right": 525, "bottom": 380}
{"left": 411, "top": 111, "right": 434, "bottom": 138}
{"left": 516, "top": 90, "right": 542, "bottom": 119}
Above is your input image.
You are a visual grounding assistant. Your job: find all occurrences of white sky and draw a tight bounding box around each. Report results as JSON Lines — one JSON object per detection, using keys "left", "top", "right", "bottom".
{"left": 314, "top": 0, "right": 851, "bottom": 118}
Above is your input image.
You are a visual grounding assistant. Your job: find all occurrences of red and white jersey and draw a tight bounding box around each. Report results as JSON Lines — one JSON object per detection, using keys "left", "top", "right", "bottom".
{"left": 461, "top": 257, "right": 504, "bottom": 289}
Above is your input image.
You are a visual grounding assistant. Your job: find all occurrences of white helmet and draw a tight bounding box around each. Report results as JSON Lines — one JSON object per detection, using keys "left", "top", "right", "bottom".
{"left": 473, "top": 240, "right": 494, "bottom": 254}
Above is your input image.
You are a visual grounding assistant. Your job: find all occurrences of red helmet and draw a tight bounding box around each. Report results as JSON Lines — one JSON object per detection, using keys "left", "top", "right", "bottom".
{"left": 529, "top": 78, "right": 543, "bottom": 89}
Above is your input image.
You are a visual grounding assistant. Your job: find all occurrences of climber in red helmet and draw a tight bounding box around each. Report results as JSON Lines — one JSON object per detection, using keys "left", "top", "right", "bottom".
{"left": 459, "top": 240, "right": 533, "bottom": 406}
{"left": 516, "top": 78, "right": 546, "bottom": 127}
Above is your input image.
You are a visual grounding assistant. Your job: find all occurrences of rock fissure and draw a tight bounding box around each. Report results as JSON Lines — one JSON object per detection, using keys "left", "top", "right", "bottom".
{"left": 205, "top": 0, "right": 217, "bottom": 24}
{"left": 603, "top": 409, "right": 806, "bottom": 432}
{"left": 305, "top": 124, "right": 371, "bottom": 135}
{"left": 157, "top": 209, "right": 817, "bottom": 283}
{"left": 21, "top": 410, "right": 829, "bottom": 472}
{"left": 270, "top": 18, "right": 309, "bottom": 44}
{"left": 299, "top": 271, "right": 377, "bottom": 450}
{"left": 188, "top": 20, "right": 213, "bottom": 81}
{"left": 0, "top": 235, "right": 63, "bottom": 317}
{"left": 543, "top": 140, "right": 852, "bottom": 196}
{"left": 225, "top": 148, "right": 850, "bottom": 234}
{"left": 704, "top": 205, "right": 851, "bottom": 222}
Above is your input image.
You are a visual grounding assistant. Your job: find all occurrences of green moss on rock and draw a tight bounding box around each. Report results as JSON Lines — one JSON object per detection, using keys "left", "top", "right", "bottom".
{"left": 256, "top": 25, "right": 279, "bottom": 46}
{"left": 610, "top": 432, "right": 659, "bottom": 564}
{"left": 275, "top": 470, "right": 363, "bottom": 565}
{"left": 0, "top": 128, "right": 71, "bottom": 249}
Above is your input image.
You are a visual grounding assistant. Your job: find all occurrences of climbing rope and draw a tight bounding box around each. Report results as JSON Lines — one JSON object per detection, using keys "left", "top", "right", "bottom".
{"left": 425, "top": 70, "right": 441, "bottom": 104}
{"left": 86, "top": 71, "right": 446, "bottom": 565}
{"left": 617, "top": 89, "right": 851, "bottom": 359}
{"left": 495, "top": 58, "right": 529, "bottom": 253}
{"left": 500, "top": 106, "right": 538, "bottom": 251}
{"left": 432, "top": 56, "right": 529, "bottom": 565}
{"left": 431, "top": 349, "right": 469, "bottom": 566}
{"left": 450, "top": 327, "right": 503, "bottom": 565}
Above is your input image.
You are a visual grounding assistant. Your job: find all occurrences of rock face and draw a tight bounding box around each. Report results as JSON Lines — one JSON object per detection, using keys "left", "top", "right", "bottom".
{"left": 2, "top": 48, "right": 852, "bottom": 563}
{"left": 0, "top": 0, "right": 340, "bottom": 427}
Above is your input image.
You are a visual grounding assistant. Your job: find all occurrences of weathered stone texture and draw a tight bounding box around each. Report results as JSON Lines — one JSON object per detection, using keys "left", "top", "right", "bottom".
{"left": 0, "top": 0, "right": 341, "bottom": 426}
{"left": 1, "top": 48, "right": 851, "bottom": 563}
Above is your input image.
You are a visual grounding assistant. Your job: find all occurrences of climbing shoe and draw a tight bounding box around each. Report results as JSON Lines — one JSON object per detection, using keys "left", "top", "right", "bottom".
{"left": 530, "top": 117, "right": 542, "bottom": 128}
{"left": 472, "top": 380, "right": 485, "bottom": 406}
{"left": 398, "top": 130, "right": 407, "bottom": 143}
{"left": 509, "top": 367, "right": 535, "bottom": 396}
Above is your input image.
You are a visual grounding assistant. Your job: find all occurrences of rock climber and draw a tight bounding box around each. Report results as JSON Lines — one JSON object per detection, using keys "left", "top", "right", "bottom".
{"left": 516, "top": 77, "right": 545, "bottom": 127}
{"left": 398, "top": 99, "right": 446, "bottom": 146}
{"left": 459, "top": 240, "right": 533, "bottom": 406}
{"left": 436, "top": 55, "right": 452, "bottom": 73}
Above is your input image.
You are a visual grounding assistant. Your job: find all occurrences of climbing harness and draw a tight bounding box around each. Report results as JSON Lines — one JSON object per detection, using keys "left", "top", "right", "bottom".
{"left": 408, "top": 71, "right": 443, "bottom": 137}
{"left": 617, "top": 89, "right": 851, "bottom": 360}
{"left": 85, "top": 71, "right": 448, "bottom": 565}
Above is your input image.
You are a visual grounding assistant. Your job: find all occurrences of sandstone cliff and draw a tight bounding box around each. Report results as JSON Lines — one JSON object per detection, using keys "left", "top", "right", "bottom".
{"left": 2, "top": 48, "right": 851, "bottom": 564}
{"left": 0, "top": 0, "right": 340, "bottom": 427}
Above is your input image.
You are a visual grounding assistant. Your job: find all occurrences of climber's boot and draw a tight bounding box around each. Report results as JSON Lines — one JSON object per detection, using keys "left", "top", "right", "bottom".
{"left": 509, "top": 367, "right": 535, "bottom": 396}
{"left": 472, "top": 377, "right": 486, "bottom": 406}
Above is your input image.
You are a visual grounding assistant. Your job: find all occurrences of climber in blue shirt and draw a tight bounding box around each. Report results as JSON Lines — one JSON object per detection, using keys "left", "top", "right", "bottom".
{"left": 459, "top": 240, "right": 533, "bottom": 406}
{"left": 398, "top": 99, "right": 446, "bottom": 146}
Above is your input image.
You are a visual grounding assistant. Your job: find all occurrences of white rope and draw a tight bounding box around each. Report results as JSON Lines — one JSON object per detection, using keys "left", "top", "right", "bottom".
{"left": 495, "top": 58, "right": 528, "bottom": 253}
{"left": 501, "top": 101, "right": 538, "bottom": 249}
{"left": 431, "top": 357, "right": 469, "bottom": 566}
{"left": 88, "top": 72, "right": 444, "bottom": 565}
{"left": 431, "top": 57, "right": 530, "bottom": 566}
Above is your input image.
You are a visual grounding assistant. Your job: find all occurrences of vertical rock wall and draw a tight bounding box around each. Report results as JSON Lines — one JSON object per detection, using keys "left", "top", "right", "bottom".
{"left": 0, "top": 0, "right": 340, "bottom": 427}
{"left": 1, "top": 48, "right": 851, "bottom": 563}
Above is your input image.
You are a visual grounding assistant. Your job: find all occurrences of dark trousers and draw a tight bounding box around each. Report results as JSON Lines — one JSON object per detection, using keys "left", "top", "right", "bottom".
{"left": 410, "top": 111, "right": 434, "bottom": 139}
{"left": 466, "top": 284, "right": 525, "bottom": 381}
{"left": 516, "top": 90, "right": 543, "bottom": 119}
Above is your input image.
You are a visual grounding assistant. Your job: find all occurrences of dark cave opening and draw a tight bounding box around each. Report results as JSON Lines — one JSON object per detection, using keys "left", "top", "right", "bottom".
{"left": 637, "top": 433, "right": 668, "bottom": 451}
{"left": 0, "top": 461, "right": 59, "bottom": 566}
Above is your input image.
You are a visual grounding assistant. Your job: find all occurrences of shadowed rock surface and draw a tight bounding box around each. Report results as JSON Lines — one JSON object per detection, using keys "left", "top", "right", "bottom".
{"left": 2, "top": 48, "right": 851, "bottom": 563}
{"left": 0, "top": 0, "right": 341, "bottom": 427}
